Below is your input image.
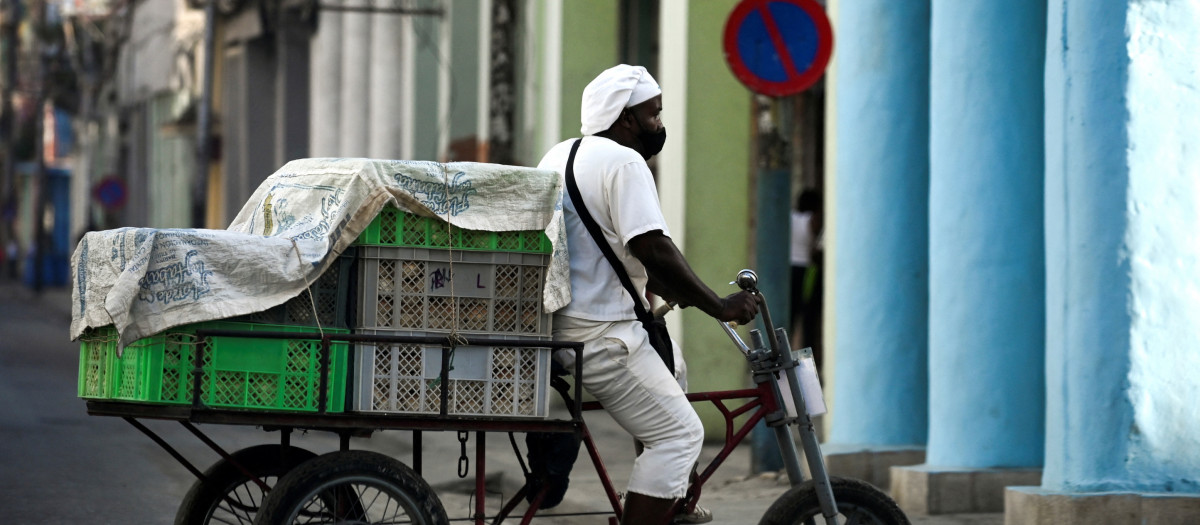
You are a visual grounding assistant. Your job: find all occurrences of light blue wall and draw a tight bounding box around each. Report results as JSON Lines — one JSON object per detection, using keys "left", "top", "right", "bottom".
{"left": 926, "top": 1, "right": 1045, "bottom": 468}
{"left": 1043, "top": 0, "right": 1132, "bottom": 492}
{"left": 1045, "top": 0, "right": 1200, "bottom": 493}
{"left": 831, "top": 0, "right": 930, "bottom": 446}
{"left": 1122, "top": 0, "right": 1200, "bottom": 492}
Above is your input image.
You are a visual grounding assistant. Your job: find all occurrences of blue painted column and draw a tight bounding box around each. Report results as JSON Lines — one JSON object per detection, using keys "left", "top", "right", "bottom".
{"left": 1039, "top": 0, "right": 1200, "bottom": 495}
{"left": 925, "top": 1, "right": 1045, "bottom": 468}
{"left": 831, "top": 1, "right": 930, "bottom": 447}
{"left": 1041, "top": 0, "right": 1131, "bottom": 492}
{"left": 1008, "top": 1, "right": 1200, "bottom": 520}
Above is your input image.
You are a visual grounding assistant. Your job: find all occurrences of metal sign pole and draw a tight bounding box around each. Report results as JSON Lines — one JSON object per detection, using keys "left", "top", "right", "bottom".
{"left": 193, "top": 0, "right": 216, "bottom": 228}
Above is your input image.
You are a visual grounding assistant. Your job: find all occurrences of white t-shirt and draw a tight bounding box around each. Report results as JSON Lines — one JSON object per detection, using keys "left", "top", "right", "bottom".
{"left": 538, "top": 136, "right": 671, "bottom": 321}
{"left": 791, "top": 210, "right": 813, "bottom": 266}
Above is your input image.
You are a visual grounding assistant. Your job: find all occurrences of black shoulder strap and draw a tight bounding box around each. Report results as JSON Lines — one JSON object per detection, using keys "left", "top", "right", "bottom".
{"left": 562, "top": 138, "right": 653, "bottom": 323}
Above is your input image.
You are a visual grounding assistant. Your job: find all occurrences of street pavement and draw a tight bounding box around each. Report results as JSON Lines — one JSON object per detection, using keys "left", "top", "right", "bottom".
{"left": 0, "top": 280, "right": 1002, "bottom": 524}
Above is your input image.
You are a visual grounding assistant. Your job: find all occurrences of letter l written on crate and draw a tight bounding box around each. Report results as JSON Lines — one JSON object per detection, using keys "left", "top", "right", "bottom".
{"left": 426, "top": 263, "right": 492, "bottom": 297}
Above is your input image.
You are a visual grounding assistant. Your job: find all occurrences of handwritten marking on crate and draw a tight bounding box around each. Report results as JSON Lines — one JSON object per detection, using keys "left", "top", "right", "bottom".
{"left": 426, "top": 264, "right": 492, "bottom": 298}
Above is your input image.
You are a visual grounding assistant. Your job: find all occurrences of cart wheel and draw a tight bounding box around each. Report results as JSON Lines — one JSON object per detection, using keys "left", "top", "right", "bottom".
{"left": 758, "top": 476, "right": 911, "bottom": 525}
{"left": 175, "top": 444, "right": 316, "bottom": 525}
{"left": 253, "top": 450, "right": 448, "bottom": 525}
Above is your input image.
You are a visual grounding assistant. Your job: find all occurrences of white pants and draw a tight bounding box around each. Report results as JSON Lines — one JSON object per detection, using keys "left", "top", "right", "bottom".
{"left": 553, "top": 315, "right": 703, "bottom": 499}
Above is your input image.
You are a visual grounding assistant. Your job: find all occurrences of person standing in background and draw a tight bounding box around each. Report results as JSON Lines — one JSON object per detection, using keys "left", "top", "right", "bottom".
{"left": 790, "top": 190, "right": 823, "bottom": 366}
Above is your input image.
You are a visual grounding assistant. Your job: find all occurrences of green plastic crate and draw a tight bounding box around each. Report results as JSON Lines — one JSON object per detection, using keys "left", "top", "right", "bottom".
{"left": 78, "top": 326, "right": 119, "bottom": 399}
{"left": 77, "top": 322, "right": 348, "bottom": 412}
{"left": 356, "top": 206, "right": 552, "bottom": 254}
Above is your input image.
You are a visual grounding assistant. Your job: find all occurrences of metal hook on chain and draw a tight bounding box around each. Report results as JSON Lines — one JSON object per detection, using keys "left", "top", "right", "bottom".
{"left": 457, "top": 430, "right": 469, "bottom": 478}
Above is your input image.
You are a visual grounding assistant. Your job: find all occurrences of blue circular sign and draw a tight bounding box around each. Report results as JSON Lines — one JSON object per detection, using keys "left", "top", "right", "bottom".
{"left": 724, "top": 0, "right": 833, "bottom": 96}
{"left": 94, "top": 176, "right": 127, "bottom": 211}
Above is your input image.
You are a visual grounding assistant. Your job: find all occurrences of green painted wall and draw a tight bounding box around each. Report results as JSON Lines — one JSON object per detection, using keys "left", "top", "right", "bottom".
{"left": 560, "top": 4, "right": 619, "bottom": 141}
{"left": 679, "top": 1, "right": 754, "bottom": 435}
{"left": 413, "top": 0, "right": 442, "bottom": 160}
{"left": 449, "top": 0, "right": 482, "bottom": 155}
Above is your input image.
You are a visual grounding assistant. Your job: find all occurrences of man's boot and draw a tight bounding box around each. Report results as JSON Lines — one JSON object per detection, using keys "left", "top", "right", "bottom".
{"left": 623, "top": 491, "right": 676, "bottom": 525}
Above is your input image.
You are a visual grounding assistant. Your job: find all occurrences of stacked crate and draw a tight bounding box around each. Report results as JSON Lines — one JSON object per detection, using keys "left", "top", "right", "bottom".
{"left": 76, "top": 206, "right": 555, "bottom": 419}
{"left": 77, "top": 255, "right": 356, "bottom": 413}
{"left": 350, "top": 206, "right": 554, "bottom": 418}
{"left": 77, "top": 322, "right": 349, "bottom": 412}
{"left": 231, "top": 251, "right": 355, "bottom": 328}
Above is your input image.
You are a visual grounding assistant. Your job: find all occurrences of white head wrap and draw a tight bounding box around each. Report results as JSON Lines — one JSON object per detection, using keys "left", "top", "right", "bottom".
{"left": 580, "top": 64, "right": 661, "bottom": 135}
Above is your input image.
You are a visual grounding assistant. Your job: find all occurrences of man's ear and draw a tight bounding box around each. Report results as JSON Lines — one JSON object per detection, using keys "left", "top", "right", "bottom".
{"left": 617, "top": 109, "right": 634, "bottom": 129}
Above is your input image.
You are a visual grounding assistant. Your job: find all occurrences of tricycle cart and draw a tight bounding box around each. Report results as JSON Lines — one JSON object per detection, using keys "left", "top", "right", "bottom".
{"left": 82, "top": 271, "right": 909, "bottom": 525}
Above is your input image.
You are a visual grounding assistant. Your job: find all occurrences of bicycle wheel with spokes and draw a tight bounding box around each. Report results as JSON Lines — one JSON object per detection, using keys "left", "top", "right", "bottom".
{"left": 253, "top": 450, "right": 448, "bottom": 525}
{"left": 175, "top": 444, "right": 316, "bottom": 525}
{"left": 758, "top": 476, "right": 910, "bottom": 525}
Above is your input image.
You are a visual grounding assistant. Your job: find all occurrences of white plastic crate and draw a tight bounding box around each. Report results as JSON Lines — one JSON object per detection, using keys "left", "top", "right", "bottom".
{"left": 356, "top": 246, "right": 551, "bottom": 336}
{"left": 351, "top": 329, "right": 551, "bottom": 419}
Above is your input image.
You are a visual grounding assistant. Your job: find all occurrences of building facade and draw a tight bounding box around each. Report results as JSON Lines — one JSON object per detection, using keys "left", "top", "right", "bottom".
{"left": 828, "top": 0, "right": 1200, "bottom": 521}
{"left": 37, "top": 1, "right": 1200, "bottom": 522}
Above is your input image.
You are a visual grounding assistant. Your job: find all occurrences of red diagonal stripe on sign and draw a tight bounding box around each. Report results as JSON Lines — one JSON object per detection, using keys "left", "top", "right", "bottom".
{"left": 755, "top": 0, "right": 801, "bottom": 79}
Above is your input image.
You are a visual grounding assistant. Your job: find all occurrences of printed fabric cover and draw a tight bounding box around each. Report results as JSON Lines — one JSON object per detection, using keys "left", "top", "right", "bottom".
{"left": 69, "top": 158, "right": 570, "bottom": 349}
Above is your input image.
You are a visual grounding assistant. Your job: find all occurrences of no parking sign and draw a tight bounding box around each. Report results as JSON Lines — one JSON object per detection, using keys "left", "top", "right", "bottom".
{"left": 723, "top": 0, "right": 834, "bottom": 96}
{"left": 93, "top": 175, "right": 127, "bottom": 211}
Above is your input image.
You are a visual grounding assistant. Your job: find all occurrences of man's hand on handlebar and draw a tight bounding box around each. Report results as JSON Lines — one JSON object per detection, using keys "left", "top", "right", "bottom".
{"left": 628, "top": 232, "right": 763, "bottom": 325}
{"left": 717, "top": 291, "right": 761, "bottom": 326}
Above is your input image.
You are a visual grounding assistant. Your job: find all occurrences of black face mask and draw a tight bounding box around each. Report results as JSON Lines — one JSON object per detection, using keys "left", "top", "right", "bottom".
{"left": 633, "top": 116, "right": 667, "bottom": 160}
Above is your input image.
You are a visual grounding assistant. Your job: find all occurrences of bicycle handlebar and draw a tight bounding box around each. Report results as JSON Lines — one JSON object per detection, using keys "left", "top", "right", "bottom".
{"left": 733, "top": 268, "right": 759, "bottom": 292}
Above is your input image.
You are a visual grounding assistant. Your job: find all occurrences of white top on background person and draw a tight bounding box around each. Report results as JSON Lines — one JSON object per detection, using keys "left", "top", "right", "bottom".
{"left": 792, "top": 209, "right": 813, "bottom": 267}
